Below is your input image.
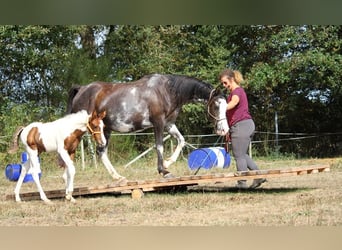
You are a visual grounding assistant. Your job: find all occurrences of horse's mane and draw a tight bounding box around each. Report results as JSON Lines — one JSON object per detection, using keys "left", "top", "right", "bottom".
{"left": 164, "top": 74, "right": 213, "bottom": 102}
{"left": 58, "top": 110, "right": 89, "bottom": 125}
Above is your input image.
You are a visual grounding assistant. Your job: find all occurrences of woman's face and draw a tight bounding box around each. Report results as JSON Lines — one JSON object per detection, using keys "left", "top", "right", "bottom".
{"left": 221, "top": 76, "right": 232, "bottom": 91}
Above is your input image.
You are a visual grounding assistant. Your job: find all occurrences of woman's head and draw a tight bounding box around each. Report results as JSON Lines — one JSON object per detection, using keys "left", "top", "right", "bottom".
{"left": 219, "top": 69, "right": 244, "bottom": 91}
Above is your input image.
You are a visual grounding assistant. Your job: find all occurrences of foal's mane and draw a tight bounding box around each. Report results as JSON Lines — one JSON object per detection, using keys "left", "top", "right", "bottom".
{"left": 165, "top": 74, "right": 213, "bottom": 102}
{"left": 60, "top": 110, "right": 89, "bottom": 124}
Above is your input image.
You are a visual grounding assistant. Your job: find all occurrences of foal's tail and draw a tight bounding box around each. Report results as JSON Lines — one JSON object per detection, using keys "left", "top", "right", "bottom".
{"left": 66, "top": 85, "right": 82, "bottom": 114}
{"left": 8, "top": 126, "right": 25, "bottom": 154}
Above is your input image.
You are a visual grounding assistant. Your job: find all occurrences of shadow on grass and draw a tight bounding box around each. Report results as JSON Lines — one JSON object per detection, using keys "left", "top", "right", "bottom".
{"left": 138, "top": 184, "right": 314, "bottom": 196}
{"left": 186, "top": 185, "right": 313, "bottom": 194}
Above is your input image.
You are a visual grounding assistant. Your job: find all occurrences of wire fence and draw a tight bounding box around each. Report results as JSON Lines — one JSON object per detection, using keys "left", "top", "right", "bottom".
{"left": 88, "top": 130, "right": 342, "bottom": 160}
{"left": 2, "top": 130, "right": 341, "bottom": 150}
{"left": 1, "top": 130, "right": 342, "bottom": 169}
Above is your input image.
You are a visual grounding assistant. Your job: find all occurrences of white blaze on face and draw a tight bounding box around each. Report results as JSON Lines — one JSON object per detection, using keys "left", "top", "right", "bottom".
{"left": 216, "top": 98, "right": 229, "bottom": 136}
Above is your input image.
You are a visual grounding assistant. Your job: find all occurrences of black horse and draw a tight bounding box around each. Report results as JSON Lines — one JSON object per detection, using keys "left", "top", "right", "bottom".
{"left": 66, "top": 74, "right": 229, "bottom": 180}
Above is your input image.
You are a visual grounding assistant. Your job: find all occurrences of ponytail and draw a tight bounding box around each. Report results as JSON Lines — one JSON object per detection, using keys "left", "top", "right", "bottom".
{"left": 233, "top": 70, "right": 244, "bottom": 84}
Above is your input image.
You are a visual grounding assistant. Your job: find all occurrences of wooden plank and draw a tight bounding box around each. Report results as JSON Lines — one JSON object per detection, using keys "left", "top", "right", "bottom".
{"left": 5, "top": 165, "right": 330, "bottom": 201}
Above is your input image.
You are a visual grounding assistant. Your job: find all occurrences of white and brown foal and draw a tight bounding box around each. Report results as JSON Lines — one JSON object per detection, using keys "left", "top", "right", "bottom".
{"left": 8, "top": 110, "right": 106, "bottom": 204}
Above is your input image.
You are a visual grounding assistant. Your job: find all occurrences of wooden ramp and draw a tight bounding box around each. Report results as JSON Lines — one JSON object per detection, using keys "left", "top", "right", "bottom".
{"left": 5, "top": 165, "right": 330, "bottom": 201}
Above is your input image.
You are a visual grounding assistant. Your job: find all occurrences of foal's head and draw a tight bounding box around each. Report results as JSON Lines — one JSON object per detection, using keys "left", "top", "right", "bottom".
{"left": 87, "top": 110, "right": 107, "bottom": 147}
{"left": 207, "top": 88, "right": 229, "bottom": 136}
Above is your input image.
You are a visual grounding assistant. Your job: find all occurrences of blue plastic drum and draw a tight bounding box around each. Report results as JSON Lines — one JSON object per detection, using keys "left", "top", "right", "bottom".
{"left": 21, "top": 151, "right": 29, "bottom": 163}
{"left": 188, "top": 147, "right": 231, "bottom": 170}
{"left": 5, "top": 164, "right": 42, "bottom": 183}
{"left": 5, "top": 163, "right": 22, "bottom": 182}
{"left": 5, "top": 152, "right": 41, "bottom": 183}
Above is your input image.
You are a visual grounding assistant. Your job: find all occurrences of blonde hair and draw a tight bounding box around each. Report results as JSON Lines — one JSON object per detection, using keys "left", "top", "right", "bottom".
{"left": 219, "top": 69, "right": 244, "bottom": 84}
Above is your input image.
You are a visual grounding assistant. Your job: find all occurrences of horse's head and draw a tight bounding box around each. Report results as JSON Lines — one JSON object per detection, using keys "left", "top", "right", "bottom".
{"left": 207, "top": 88, "right": 229, "bottom": 136}
{"left": 87, "top": 110, "right": 107, "bottom": 147}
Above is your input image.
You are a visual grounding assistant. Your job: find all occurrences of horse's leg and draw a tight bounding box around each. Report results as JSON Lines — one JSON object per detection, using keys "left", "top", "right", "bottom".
{"left": 97, "top": 130, "right": 125, "bottom": 181}
{"left": 14, "top": 160, "right": 28, "bottom": 202}
{"left": 59, "top": 155, "right": 69, "bottom": 196}
{"left": 154, "top": 123, "right": 174, "bottom": 178}
{"left": 28, "top": 151, "right": 51, "bottom": 203}
{"left": 163, "top": 124, "right": 185, "bottom": 169}
{"left": 62, "top": 168, "right": 68, "bottom": 190}
{"left": 59, "top": 150, "right": 76, "bottom": 203}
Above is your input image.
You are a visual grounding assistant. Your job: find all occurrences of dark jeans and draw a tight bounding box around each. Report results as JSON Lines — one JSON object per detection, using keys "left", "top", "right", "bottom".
{"left": 230, "top": 119, "right": 259, "bottom": 172}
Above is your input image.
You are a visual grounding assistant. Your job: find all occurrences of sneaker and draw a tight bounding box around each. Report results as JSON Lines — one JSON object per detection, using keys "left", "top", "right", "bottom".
{"left": 250, "top": 178, "right": 267, "bottom": 189}
{"left": 235, "top": 180, "right": 248, "bottom": 189}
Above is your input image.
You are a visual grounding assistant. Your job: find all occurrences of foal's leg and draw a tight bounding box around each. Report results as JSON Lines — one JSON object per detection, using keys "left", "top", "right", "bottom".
{"left": 163, "top": 124, "right": 185, "bottom": 169}
{"left": 27, "top": 151, "right": 51, "bottom": 203}
{"left": 59, "top": 150, "right": 76, "bottom": 203}
{"left": 14, "top": 161, "right": 28, "bottom": 202}
{"left": 97, "top": 130, "right": 125, "bottom": 181}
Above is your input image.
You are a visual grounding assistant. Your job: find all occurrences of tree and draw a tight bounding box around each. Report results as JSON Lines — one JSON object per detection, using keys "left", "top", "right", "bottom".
{"left": 0, "top": 25, "right": 81, "bottom": 110}
{"left": 229, "top": 25, "right": 342, "bottom": 156}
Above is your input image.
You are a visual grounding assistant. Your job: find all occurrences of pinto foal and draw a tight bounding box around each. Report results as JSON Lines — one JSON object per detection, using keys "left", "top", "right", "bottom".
{"left": 8, "top": 110, "right": 106, "bottom": 203}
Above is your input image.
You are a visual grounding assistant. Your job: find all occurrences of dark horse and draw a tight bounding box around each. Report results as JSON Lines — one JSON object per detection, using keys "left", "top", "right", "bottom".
{"left": 66, "top": 74, "right": 229, "bottom": 180}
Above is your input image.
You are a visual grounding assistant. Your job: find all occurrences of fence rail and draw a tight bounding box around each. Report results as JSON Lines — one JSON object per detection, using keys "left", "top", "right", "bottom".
{"left": 2, "top": 131, "right": 341, "bottom": 170}
{"left": 75, "top": 131, "right": 342, "bottom": 169}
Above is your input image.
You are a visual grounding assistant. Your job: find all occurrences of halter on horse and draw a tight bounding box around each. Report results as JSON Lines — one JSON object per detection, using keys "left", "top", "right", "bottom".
{"left": 67, "top": 74, "right": 229, "bottom": 180}
{"left": 8, "top": 110, "right": 106, "bottom": 203}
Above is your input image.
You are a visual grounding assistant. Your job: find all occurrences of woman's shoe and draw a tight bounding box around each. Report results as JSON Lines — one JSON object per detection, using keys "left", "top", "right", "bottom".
{"left": 250, "top": 178, "right": 267, "bottom": 189}
{"left": 235, "top": 180, "right": 248, "bottom": 189}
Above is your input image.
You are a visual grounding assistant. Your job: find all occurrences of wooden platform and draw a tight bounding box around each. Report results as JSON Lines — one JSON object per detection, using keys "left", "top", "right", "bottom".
{"left": 5, "top": 165, "right": 330, "bottom": 201}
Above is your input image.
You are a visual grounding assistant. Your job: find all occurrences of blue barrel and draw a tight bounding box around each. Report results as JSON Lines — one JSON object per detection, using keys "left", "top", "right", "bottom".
{"left": 5, "top": 163, "right": 22, "bottom": 181}
{"left": 21, "top": 151, "right": 29, "bottom": 163}
{"left": 188, "top": 147, "right": 231, "bottom": 170}
{"left": 5, "top": 164, "right": 42, "bottom": 183}
{"left": 5, "top": 152, "right": 41, "bottom": 183}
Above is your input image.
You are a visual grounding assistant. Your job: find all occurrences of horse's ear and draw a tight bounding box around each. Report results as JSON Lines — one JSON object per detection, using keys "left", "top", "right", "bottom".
{"left": 214, "top": 86, "right": 222, "bottom": 96}
{"left": 91, "top": 110, "right": 106, "bottom": 119}
{"left": 98, "top": 110, "right": 106, "bottom": 119}
{"left": 90, "top": 110, "right": 97, "bottom": 118}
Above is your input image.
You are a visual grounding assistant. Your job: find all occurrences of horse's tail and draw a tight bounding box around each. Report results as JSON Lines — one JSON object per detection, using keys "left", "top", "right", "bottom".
{"left": 8, "top": 126, "right": 25, "bottom": 154}
{"left": 66, "top": 85, "right": 82, "bottom": 114}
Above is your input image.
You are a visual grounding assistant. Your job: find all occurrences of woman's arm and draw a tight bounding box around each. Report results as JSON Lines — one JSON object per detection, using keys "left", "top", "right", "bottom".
{"left": 227, "top": 94, "right": 240, "bottom": 110}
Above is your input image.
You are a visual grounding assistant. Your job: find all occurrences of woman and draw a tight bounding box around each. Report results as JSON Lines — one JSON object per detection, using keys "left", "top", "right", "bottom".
{"left": 220, "top": 69, "right": 266, "bottom": 189}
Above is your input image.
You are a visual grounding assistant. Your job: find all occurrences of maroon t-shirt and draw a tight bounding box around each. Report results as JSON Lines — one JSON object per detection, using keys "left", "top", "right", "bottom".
{"left": 226, "top": 87, "right": 252, "bottom": 127}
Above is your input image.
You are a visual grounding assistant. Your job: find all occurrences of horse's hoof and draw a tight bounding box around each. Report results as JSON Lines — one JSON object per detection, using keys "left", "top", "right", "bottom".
{"left": 115, "top": 177, "right": 128, "bottom": 186}
{"left": 44, "top": 199, "right": 53, "bottom": 205}
{"left": 65, "top": 194, "right": 76, "bottom": 203}
{"left": 163, "top": 172, "right": 176, "bottom": 179}
{"left": 112, "top": 174, "right": 125, "bottom": 180}
{"left": 67, "top": 197, "right": 76, "bottom": 203}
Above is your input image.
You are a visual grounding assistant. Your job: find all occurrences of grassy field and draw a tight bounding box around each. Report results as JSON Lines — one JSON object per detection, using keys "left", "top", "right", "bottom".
{"left": 1, "top": 154, "right": 341, "bottom": 226}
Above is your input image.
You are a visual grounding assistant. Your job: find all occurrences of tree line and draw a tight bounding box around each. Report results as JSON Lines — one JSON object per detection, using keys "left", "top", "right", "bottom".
{"left": 1, "top": 25, "right": 341, "bottom": 158}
